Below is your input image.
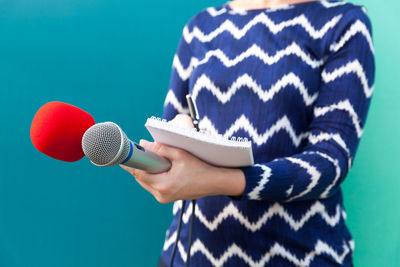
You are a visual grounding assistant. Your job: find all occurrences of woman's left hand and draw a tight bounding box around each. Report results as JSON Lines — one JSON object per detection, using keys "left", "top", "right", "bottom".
{"left": 120, "top": 139, "right": 245, "bottom": 203}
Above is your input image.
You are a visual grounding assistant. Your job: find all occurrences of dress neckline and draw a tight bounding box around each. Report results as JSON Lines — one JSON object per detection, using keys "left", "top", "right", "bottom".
{"left": 224, "top": 0, "right": 322, "bottom": 13}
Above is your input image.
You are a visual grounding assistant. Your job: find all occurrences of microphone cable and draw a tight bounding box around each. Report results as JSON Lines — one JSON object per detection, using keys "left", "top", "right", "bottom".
{"left": 169, "top": 200, "right": 186, "bottom": 267}
{"left": 185, "top": 199, "right": 196, "bottom": 267}
{"left": 169, "top": 199, "right": 196, "bottom": 267}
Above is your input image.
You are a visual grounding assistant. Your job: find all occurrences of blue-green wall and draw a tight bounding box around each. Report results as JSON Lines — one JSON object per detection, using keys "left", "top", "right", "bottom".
{"left": 0, "top": 0, "right": 398, "bottom": 266}
{"left": 341, "top": 0, "right": 400, "bottom": 265}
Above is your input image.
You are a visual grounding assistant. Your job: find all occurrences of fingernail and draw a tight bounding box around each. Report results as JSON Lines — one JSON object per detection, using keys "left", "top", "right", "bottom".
{"left": 139, "top": 139, "right": 150, "bottom": 147}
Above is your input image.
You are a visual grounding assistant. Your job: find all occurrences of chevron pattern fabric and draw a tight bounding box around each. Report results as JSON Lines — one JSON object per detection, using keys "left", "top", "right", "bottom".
{"left": 160, "top": 0, "right": 374, "bottom": 266}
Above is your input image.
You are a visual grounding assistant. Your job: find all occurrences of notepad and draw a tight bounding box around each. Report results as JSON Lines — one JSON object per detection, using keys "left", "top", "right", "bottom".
{"left": 145, "top": 117, "right": 254, "bottom": 167}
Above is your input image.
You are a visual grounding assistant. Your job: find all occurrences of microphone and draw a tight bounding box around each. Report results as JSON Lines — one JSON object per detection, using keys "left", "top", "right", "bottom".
{"left": 30, "top": 101, "right": 95, "bottom": 162}
{"left": 31, "top": 101, "right": 171, "bottom": 174}
{"left": 82, "top": 122, "right": 171, "bottom": 173}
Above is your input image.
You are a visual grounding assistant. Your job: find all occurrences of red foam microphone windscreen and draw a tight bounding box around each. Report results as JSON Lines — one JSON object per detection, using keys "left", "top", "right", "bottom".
{"left": 30, "top": 101, "right": 95, "bottom": 162}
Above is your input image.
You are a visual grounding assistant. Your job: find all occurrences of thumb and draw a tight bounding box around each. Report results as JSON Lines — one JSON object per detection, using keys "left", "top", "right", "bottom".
{"left": 139, "top": 139, "right": 157, "bottom": 152}
{"left": 139, "top": 139, "right": 181, "bottom": 160}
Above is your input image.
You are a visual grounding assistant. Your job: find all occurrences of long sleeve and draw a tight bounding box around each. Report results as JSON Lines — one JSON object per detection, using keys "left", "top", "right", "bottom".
{"left": 161, "top": 21, "right": 194, "bottom": 121}
{"left": 237, "top": 7, "right": 375, "bottom": 202}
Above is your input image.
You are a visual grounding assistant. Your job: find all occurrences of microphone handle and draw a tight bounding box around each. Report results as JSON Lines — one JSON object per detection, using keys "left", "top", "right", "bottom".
{"left": 121, "top": 140, "right": 171, "bottom": 173}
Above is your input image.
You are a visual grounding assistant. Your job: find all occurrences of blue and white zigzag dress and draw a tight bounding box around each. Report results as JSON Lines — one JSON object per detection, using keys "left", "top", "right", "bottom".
{"left": 160, "top": 0, "right": 375, "bottom": 266}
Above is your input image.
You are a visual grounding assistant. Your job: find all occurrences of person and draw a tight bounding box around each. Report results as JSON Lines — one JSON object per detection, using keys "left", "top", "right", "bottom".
{"left": 121, "top": 0, "right": 375, "bottom": 266}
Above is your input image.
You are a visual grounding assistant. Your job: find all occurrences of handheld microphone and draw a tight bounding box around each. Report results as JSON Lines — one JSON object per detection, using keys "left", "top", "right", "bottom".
{"left": 82, "top": 122, "right": 171, "bottom": 173}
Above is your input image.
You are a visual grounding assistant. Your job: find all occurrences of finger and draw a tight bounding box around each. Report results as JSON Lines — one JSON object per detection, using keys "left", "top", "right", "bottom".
{"left": 139, "top": 139, "right": 154, "bottom": 150}
{"left": 135, "top": 177, "right": 156, "bottom": 195}
{"left": 120, "top": 164, "right": 150, "bottom": 183}
{"left": 140, "top": 140, "right": 183, "bottom": 161}
{"left": 120, "top": 165, "right": 157, "bottom": 195}
{"left": 119, "top": 161, "right": 171, "bottom": 203}
{"left": 120, "top": 164, "right": 137, "bottom": 176}
{"left": 139, "top": 140, "right": 165, "bottom": 156}
{"left": 171, "top": 114, "right": 194, "bottom": 129}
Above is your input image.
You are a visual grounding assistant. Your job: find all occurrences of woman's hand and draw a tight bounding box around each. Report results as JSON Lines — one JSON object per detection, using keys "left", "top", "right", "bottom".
{"left": 169, "top": 114, "right": 194, "bottom": 129}
{"left": 170, "top": 113, "right": 213, "bottom": 135}
{"left": 120, "top": 139, "right": 246, "bottom": 203}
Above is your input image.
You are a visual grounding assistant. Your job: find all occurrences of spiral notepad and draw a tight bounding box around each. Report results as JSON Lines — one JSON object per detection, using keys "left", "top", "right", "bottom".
{"left": 144, "top": 117, "right": 254, "bottom": 168}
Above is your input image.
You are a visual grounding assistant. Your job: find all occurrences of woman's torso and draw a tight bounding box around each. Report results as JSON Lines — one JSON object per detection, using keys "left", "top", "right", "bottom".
{"left": 161, "top": 1, "right": 358, "bottom": 266}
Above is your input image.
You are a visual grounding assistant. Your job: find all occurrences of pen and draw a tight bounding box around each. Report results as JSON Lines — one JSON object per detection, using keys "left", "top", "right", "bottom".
{"left": 186, "top": 94, "right": 200, "bottom": 132}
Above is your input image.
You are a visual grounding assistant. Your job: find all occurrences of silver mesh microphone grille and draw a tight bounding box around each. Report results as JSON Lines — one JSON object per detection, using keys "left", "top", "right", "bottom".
{"left": 82, "top": 122, "right": 130, "bottom": 166}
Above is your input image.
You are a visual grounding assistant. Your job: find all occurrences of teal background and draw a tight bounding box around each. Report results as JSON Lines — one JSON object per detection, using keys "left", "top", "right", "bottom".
{"left": 0, "top": 0, "right": 398, "bottom": 266}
